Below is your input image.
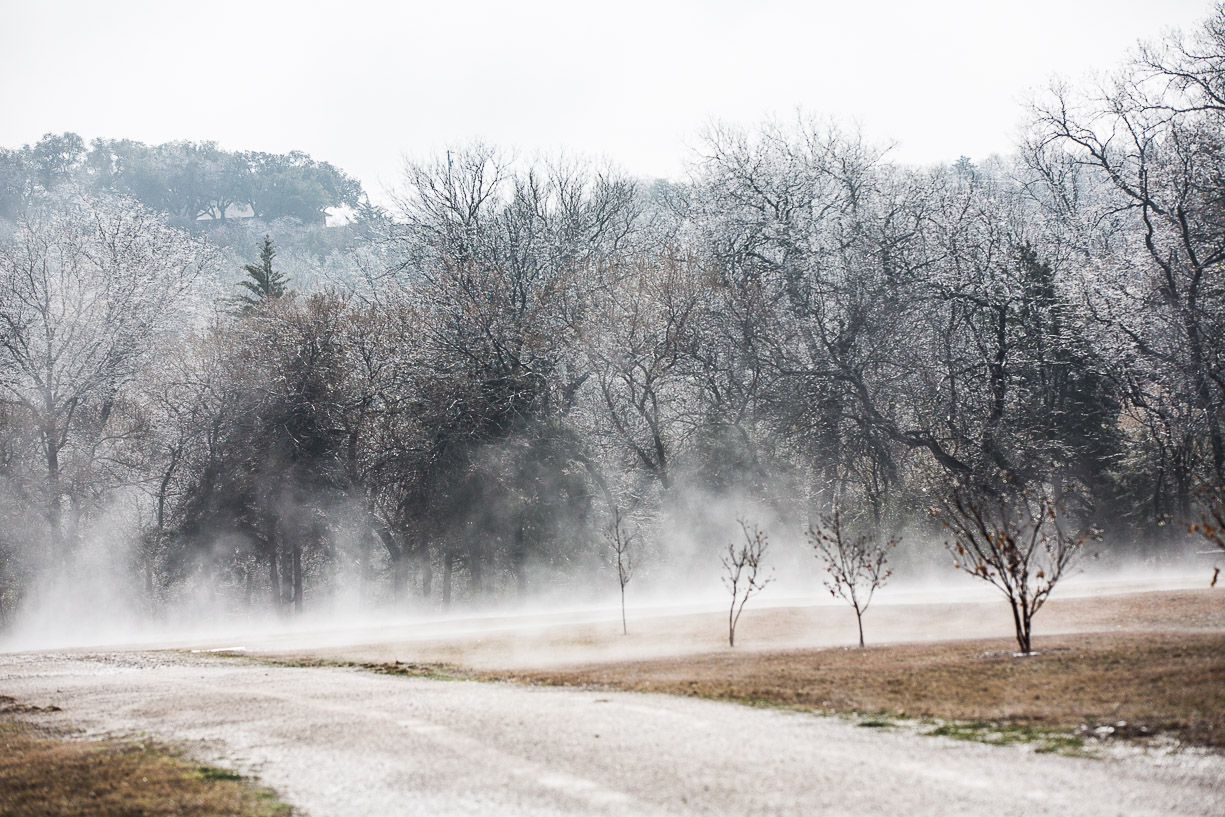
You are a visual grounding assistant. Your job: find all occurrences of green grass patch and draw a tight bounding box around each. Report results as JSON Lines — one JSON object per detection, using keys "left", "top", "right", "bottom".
{"left": 924, "top": 720, "right": 1087, "bottom": 755}
{"left": 198, "top": 765, "right": 245, "bottom": 782}
{"left": 220, "top": 652, "right": 479, "bottom": 684}
{"left": 362, "top": 661, "right": 475, "bottom": 682}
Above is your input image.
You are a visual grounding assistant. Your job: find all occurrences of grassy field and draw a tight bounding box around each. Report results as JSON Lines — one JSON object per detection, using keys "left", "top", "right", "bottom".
{"left": 0, "top": 714, "right": 291, "bottom": 817}
{"left": 243, "top": 588, "right": 1225, "bottom": 752}
{"left": 476, "top": 630, "right": 1225, "bottom": 749}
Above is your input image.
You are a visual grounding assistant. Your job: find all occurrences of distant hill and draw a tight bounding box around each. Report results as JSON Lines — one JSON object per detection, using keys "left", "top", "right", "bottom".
{"left": 0, "top": 132, "right": 364, "bottom": 228}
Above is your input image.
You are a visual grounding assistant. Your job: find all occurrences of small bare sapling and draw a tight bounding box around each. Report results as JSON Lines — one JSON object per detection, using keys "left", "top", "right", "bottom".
{"left": 604, "top": 508, "right": 636, "bottom": 634}
{"left": 807, "top": 509, "right": 896, "bottom": 647}
{"left": 722, "top": 519, "right": 773, "bottom": 647}
{"left": 939, "top": 482, "right": 1094, "bottom": 654}
{"left": 1189, "top": 489, "right": 1225, "bottom": 587}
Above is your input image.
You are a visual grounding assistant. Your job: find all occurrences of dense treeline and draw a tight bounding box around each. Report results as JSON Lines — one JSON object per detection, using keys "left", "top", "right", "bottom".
{"left": 0, "top": 134, "right": 362, "bottom": 226}
{"left": 2, "top": 10, "right": 1225, "bottom": 621}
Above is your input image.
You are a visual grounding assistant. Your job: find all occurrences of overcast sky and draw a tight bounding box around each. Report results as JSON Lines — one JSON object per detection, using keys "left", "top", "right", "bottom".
{"left": 0, "top": 0, "right": 1215, "bottom": 202}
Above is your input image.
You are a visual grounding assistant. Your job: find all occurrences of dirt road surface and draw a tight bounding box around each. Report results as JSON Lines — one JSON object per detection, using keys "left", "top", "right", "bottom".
{"left": 3, "top": 650, "right": 1222, "bottom": 817}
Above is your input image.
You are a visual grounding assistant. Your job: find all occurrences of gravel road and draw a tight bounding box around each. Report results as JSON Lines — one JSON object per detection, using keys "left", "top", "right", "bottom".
{"left": 2, "top": 650, "right": 1222, "bottom": 816}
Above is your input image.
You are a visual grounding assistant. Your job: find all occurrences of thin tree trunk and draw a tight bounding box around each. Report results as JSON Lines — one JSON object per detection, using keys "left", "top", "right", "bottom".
{"left": 513, "top": 524, "right": 527, "bottom": 598}
{"left": 420, "top": 544, "right": 433, "bottom": 599}
{"left": 621, "top": 584, "right": 627, "bottom": 636}
{"left": 356, "top": 530, "right": 370, "bottom": 607}
{"left": 292, "top": 542, "right": 303, "bottom": 613}
{"left": 1010, "top": 599, "right": 1029, "bottom": 653}
{"left": 392, "top": 554, "right": 409, "bottom": 602}
{"left": 144, "top": 555, "right": 155, "bottom": 610}
{"left": 279, "top": 541, "right": 294, "bottom": 613}
{"left": 468, "top": 541, "right": 483, "bottom": 598}
{"left": 268, "top": 546, "right": 279, "bottom": 609}
{"left": 44, "top": 418, "right": 64, "bottom": 558}
{"left": 376, "top": 526, "right": 408, "bottom": 602}
{"left": 442, "top": 551, "right": 454, "bottom": 610}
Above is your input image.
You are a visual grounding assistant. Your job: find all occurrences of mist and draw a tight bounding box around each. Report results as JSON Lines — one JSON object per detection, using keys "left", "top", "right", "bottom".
{"left": 3, "top": 6, "right": 1225, "bottom": 657}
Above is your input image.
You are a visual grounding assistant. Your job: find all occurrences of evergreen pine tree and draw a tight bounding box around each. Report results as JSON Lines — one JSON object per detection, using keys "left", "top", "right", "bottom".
{"left": 235, "top": 235, "right": 289, "bottom": 312}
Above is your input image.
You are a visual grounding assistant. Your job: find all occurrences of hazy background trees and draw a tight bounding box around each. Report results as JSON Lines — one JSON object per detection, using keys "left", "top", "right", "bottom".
{"left": 2, "top": 7, "right": 1224, "bottom": 626}
{"left": 0, "top": 194, "right": 211, "bottom": 561}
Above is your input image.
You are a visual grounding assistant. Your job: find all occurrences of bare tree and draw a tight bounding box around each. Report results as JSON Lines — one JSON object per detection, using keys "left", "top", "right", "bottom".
{"left": 722, "top": 518, "right": 773, "bottom": 647}
{"left": 939, "top": 482, "right": 1095, "bottom": 654}
{"left": 604, "top": 507, "right": 635, "bottom": 634}
{"left": 807, "top": 508, "right": 896, "bottom": 647}
{"left": 387, "top": 148, "right": 643, "bottom": 601}
{"left": 585, "top": 256, "right": 704, "bottom": 493}
{"left": 0, "top": 193, "right": 209, "bottom": 560}
{"left": 1030, "top": 10, "right": 1225, "bottom": 518}
{"left": 1191, "top": 488, "right": 1225, "bottom": 586}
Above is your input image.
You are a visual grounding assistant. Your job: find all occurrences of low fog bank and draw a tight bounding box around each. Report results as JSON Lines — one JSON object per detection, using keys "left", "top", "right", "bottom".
{"left": 11, "top": 572, "right": 1211, "bottom": 673}
{"left": 1, "top": 499, "right": 1214, "bottom": 655}
{"left": 2, "top": 433, "right": 1219, "bottom": 655}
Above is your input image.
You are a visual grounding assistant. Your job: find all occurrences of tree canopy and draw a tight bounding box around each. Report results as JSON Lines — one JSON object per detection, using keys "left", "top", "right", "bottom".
{"left": 0, "top": 133, "right": 363, "bottom": 226}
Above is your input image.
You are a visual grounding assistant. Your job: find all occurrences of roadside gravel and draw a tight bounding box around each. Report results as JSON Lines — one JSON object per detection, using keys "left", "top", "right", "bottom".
{"left": 2, "top": 650, "right": 1222, "bottom": 816}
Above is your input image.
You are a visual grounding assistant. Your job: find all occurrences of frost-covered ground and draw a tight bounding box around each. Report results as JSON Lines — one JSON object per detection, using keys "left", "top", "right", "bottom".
{"left": 3, "top": 649, "right": 1223, "bottom": 817}
{"left": 154, "top": 573, "right": 1220, "bottom": 671}
{"left": 4, "top": 580, "right": 1221, "bottom": 814}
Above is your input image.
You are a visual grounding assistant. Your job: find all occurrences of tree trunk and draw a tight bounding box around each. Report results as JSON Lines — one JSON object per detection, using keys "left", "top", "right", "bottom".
{"left": 144, "top": 554, "right": 155, "bottom": 611}
{"left": 417, "top": 540, "right": 433, "bottom": 599}
{"left": 442, "top": 550, "right": 454, "bottom": 610}
{"left": 468, "top": 541, "right": 483, "bottom": 598}
{"left": 391, "top": 553, "right": 409, "bottom": 602}
{"left": 268, "top": 546, "right": 280, "bottom": 610}
{"left": 376, "top": 525, "right": 407, "bottom": 602}
{"left": 279, "top": 542, "right": 294, "bottom": 613}
{"left": 292, "top": 541, "right": 303, "bottom": 613}
{"left": 621, "top": 584, "right": 627, "bottom": 636}
{"left": 1175, "top": 453, "right": 1193, "bottom": 526}
{"left": 1010, "top": 599, "right": 1031, "bottom": 653}
{"left": 1183, "top": 306, "right": 1225, "bottom": 486}
{"left": 513, "top": 524, "right": 528, "bottom": 598}
{"left": 43, "top": 418, "right": 65, "bottom": 558}
{"left": 358, "top": 531, "right": 371, "bottom": 608}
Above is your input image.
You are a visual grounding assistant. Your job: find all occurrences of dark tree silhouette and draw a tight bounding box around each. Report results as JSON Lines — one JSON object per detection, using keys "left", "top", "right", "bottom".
{"left": 235, "top": 236, "right": 289, "bottom": 312}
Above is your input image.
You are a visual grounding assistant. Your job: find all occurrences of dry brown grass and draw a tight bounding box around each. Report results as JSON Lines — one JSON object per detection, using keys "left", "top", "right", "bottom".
{"left": 488, "top": 631, "right": 1225, "bottom": 747}
{"left": 0, "top": 716, "right": 291, "bottom": 817}
{"left": 246, "top": 588, "right": 1225, "bottom": 751}
{"left": 274, "top": 589, "right": 1224, "bottom": 672}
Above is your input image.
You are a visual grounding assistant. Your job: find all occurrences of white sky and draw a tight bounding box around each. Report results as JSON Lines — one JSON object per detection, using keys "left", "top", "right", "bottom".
{"left": 0, "top": 0, "right": 1215, "bottom": 203}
